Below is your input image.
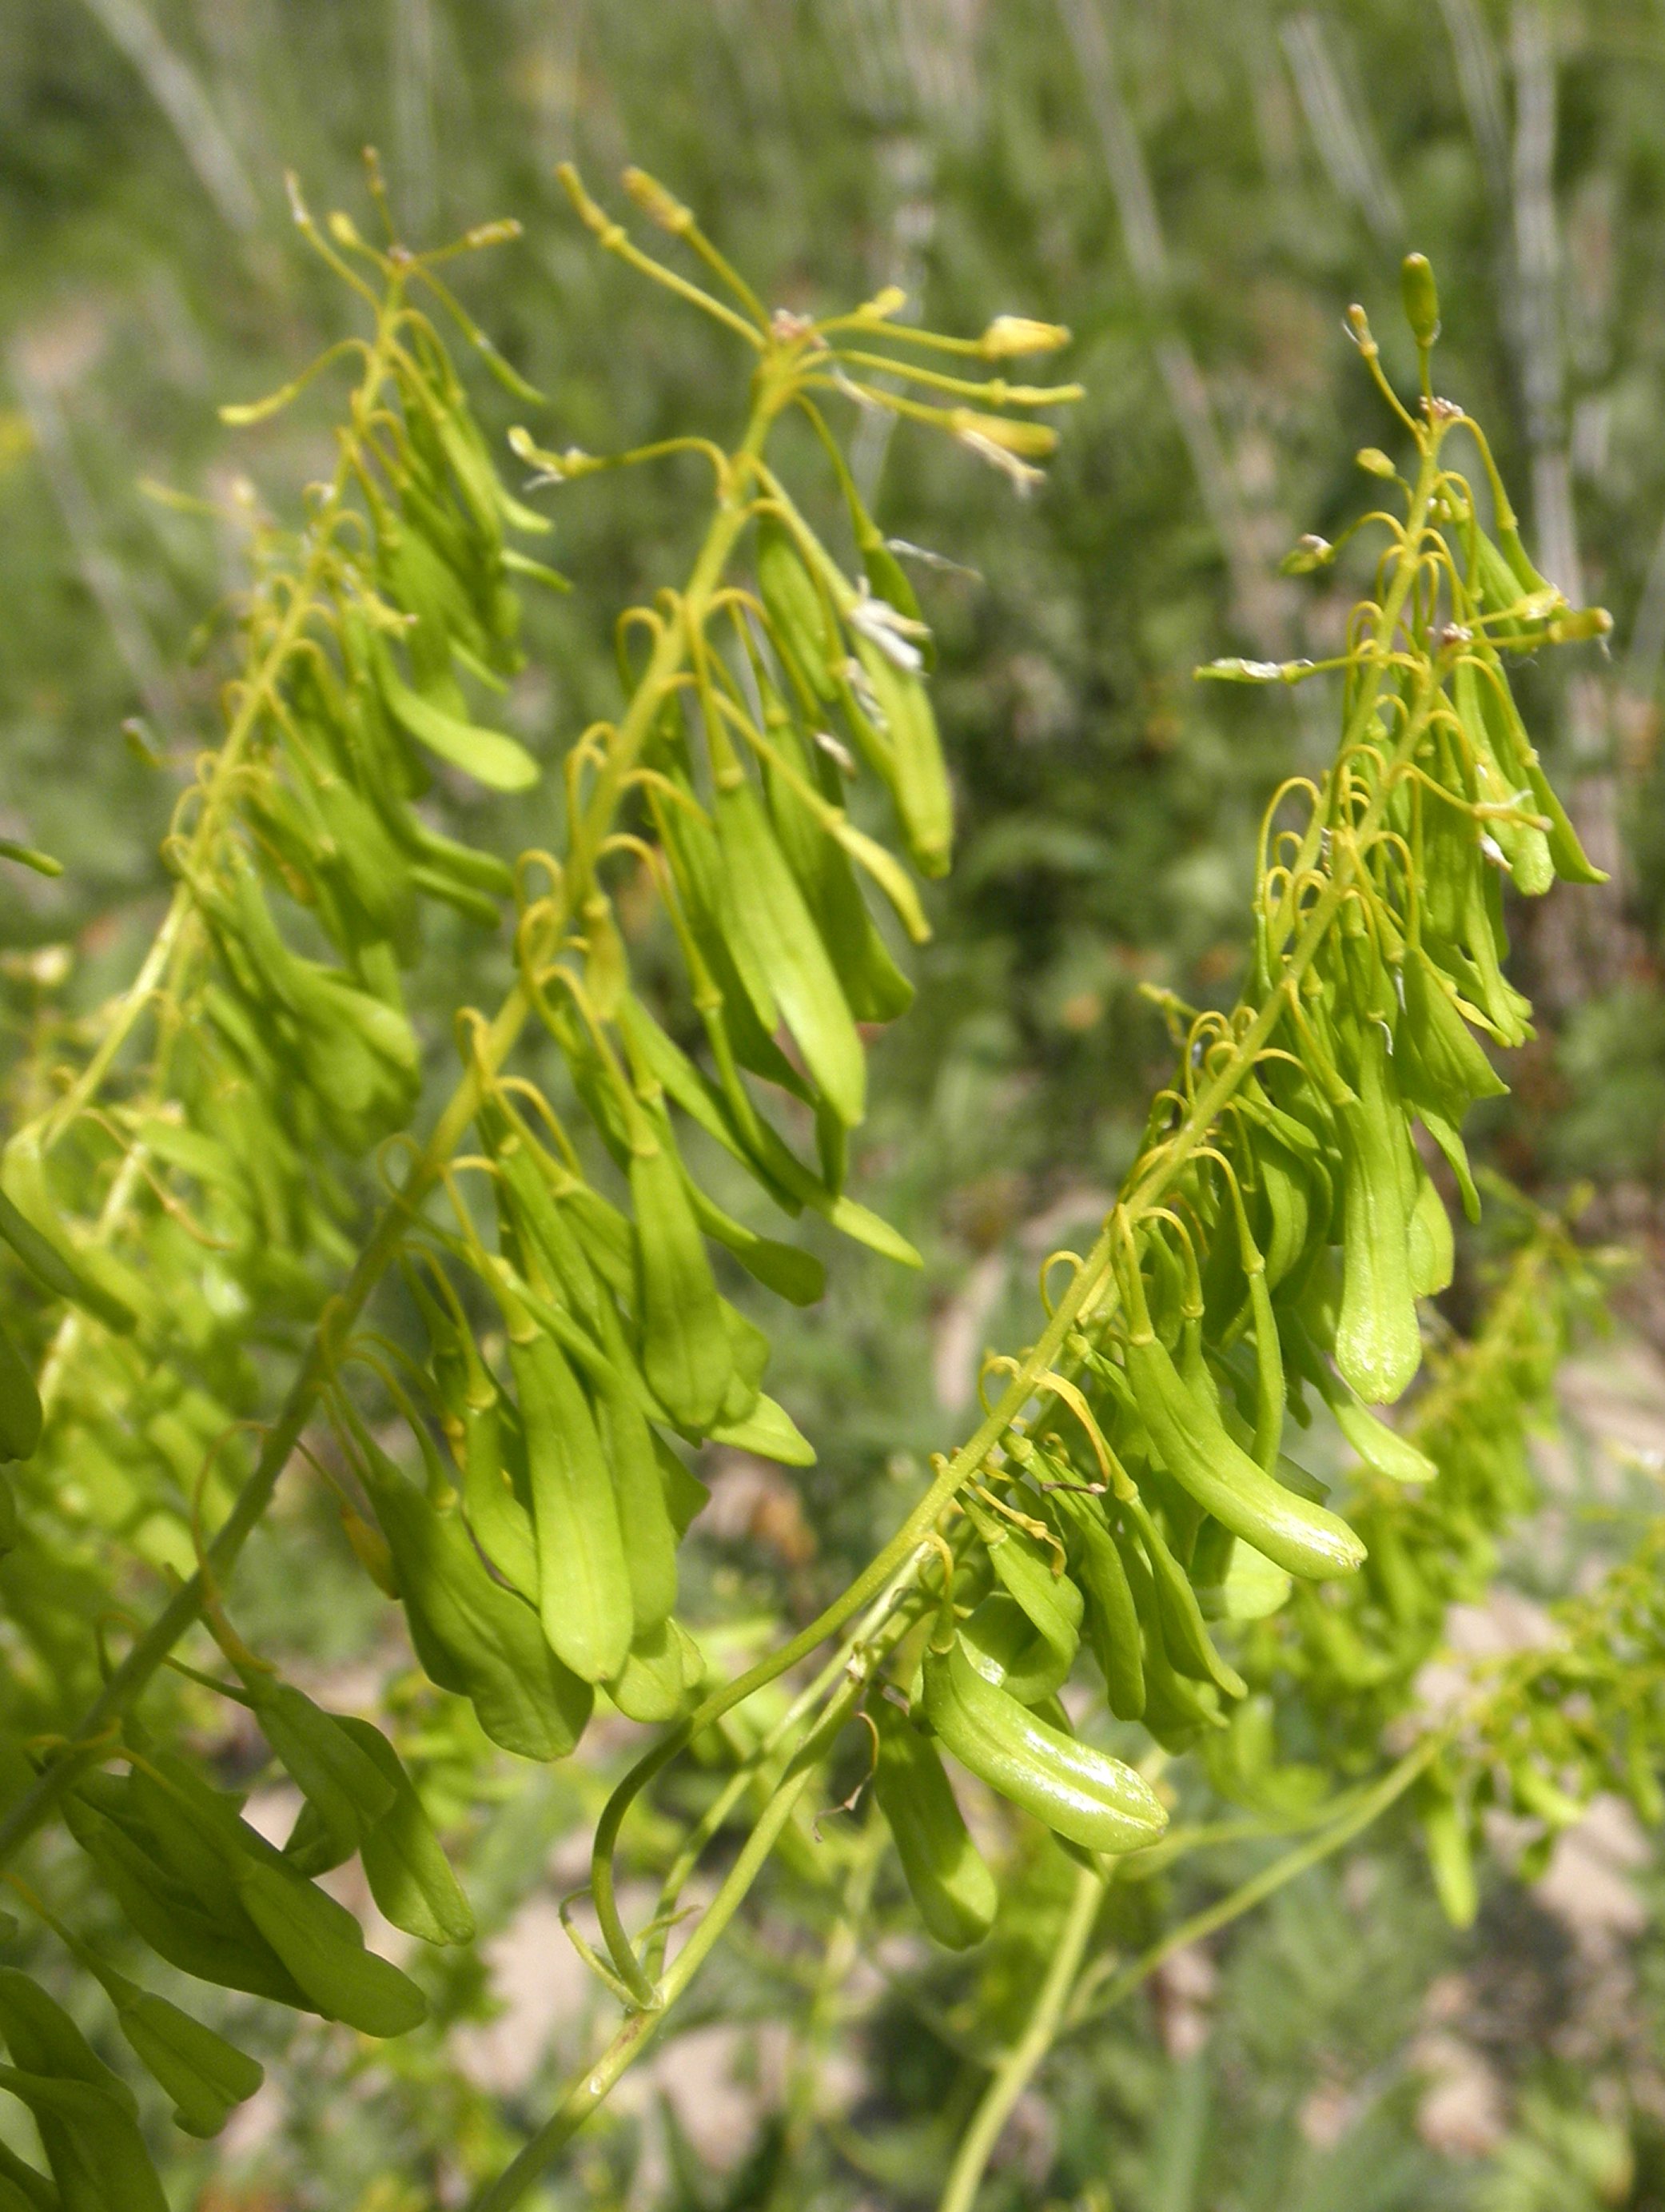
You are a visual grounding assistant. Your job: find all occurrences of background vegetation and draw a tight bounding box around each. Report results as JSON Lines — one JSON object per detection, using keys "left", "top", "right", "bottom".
{"left": 4, "top": 2, "right": 1665, "bottom": 2206}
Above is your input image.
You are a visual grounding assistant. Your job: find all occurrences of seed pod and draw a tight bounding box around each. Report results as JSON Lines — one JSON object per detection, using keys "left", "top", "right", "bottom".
{"left": 0, "top": 1131, "right": 144, "bottom": 1334}
{"left": 231, "top": 1858, "right": 426, "bottom": 2038}
{"left": 0, "top": 2067, "right": 166, "bottom": 2212}
{"left": 0, "top": 2139, "right": 55, "bottom": 2211}
{"left": 680, "top": 1168, "right": 827, "bottom": 1306}
{"left": 369, "top": 632, "right": 540, "bottom": 791}
{"left": 1333, "top": 1026, "right": 1422, "bottom": 1405}
{"left": 1052, "top": 1489, "right": 1145, "bottom": 1721}
{"left": 851, "top": 638, "right": 954, "bottom": 879}
{"left": 593, "top": 1369, "right": 678, "bottom": 1632}
{"left": 1419, "top": 1774, "right": 1478, "bottom": 1928}
{"left": 457, "top": 1364, "right": 538, "bottom": 1601}
{"left": 98, "top": 1972, "right": 265, "bottom": 2138}
{"left": 1314, "top": 1349, "right": 1437, "bottom": 1484}
{"left": 329, "top": 1715, "right": 475, "bottom": 1947}
{"left": 0, "top": 1317, "right": 42, "bottom": 1464}
{"left": 756, "top": 516, "right": 839, "bottom": 703}
{"left": 615, "top": 993, "right": 921, "bottom": 1267}
{"left": 629, "top": 1136, "right": 735, "bottom": 1433}
{"left": 607, "top": 1616, "right": 691, "bottom": 1724}
{"left": 1452, "top": 660, "right": 1552, "bottom": 895}
{"left": 871, "top": 1699, "right": 997, "bottom": 1949}
{"left": 707, "top": 1387, "right": 815, "bottom": 1466}
{"left": 62, "top": 1789, "right": 308, "bottom": 2007}
{"left": 958, "top": 1593, "right": 1074, "bottom": 1707}
{"left": 506, "top": 1325, "right": 633, "bottom": 1683}
{"left": 0, "top": 1970, "right": 136, "bottom": 2112}
{"left": 1119, "top": 1249, "right": 1364, "bottom": 1581}
{"left": 712, "top": 775, "right": 866, "bottom": 1127}
{"left": 962, "top": 1499, "right": 1081, "bottom": 1691}
{"left": 922, "top": 1636, "right": 1167, "bottom": 1854}
{"left": 758, "top": 679, "right": 915, "bottom": 1025}
{"left": 1399, "top": 947, "right": 1507, "bottom": 1120}
{"left": 246, "top": 1679, "right": 397, "bottom": 1871}
{"left": 354, "top": 1421, "right": 594, "bottom": 1760}
{"left": 1406, "top": 1151, "right": 1455, "bottom": 1300}
{"left": 1121, "top": 1494, "right": 1245, "bottom": 1699}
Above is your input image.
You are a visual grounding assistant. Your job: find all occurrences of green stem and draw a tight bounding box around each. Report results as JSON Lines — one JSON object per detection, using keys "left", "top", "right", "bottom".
{"left": 472, "top": 1679, "right": 863, "bottom": 2212}
{"left": 1064, "top": 1734, "right": 1444, "bottom": 2034}
{"left": 936, "top": 1859, "right": 1104, "bottom": 2212}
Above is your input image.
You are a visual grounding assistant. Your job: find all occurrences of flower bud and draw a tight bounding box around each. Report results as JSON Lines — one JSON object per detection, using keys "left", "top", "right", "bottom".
{"left": 1547, "top": 605, "right": 1615, "bottom": 644}
{"left": 622, "top": 167, "right": 691, "bottom": 234}
{"left": 947, "top": 409, "right": 1058, "bottom": 458}
{"left": 978, "top": 315, "right": 1071, "bottom": 359}
{"left": 1400, "top": 253, "right": 1441, "bottom": 346}
{"left": 1280, "top": 534, "right": 1335, "bottom": 576}
{"left": 1356, "top": 448, "right": 1397, "bottom": 479}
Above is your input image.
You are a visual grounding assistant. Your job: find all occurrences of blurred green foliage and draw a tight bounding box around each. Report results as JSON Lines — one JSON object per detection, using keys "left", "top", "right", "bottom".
{"left": 5, "top": 1, "right": 1665, "bottom": 2206}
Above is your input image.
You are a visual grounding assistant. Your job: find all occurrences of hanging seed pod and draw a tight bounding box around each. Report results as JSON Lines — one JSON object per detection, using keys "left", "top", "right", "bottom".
{"left": 850, "top": 638, "right": 954, "bottom": 880}
{"left": 922, "top": 1636, "right": 1167, "bottom": 1854}
{"left": 711, "top": 772, "right": 866, "bottom": 1127}
{"left": 871, "top": 1698, "right": 997, "bottom": 1949}
{"left": 629, "top": 1134, "right": 735, "bottom": 1434}
{"left": 350, "top": 1413, "right": 595, "bottom": 1759}
{"left": 756, "top": 516, "right": 840, "bottom": 703}
{"left": 1117, "top": 1245, "right": 1364, "bottom": 1580}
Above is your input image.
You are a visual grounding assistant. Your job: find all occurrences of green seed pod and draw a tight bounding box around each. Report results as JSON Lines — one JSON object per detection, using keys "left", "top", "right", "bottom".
{"left": 593, "top": 1369, "right": 679, "bottom": 1632}
{"left": 852, "top": 638, "right": 954, "bottom": 880}
{"left": 1332, "top": 1026, "right": 1422, "bottom": 1405}
{"left": 1119, "top": 1250, "right": 1364, "bottom": 1580}
{"left": 712, "top": 775, "right": 866, "bottom": 1127}
{"left": 1400, "top": 947, "right": 1508, "bottom": 1121}
{"left": 607, "top": 1616, "right": 691, "bottom": 1724}
{"left": 0, "top": 1317, "right": 42, "bottom": 1464}
{"left": 1400, "top": 252, "right": 1440, "bottom": 346}
{"left": 1453, "top": 660, "right": 1553, "bottom": 896}
{"left": 871, "top": 1699, "right": 997, "bottom": 1949}
{"left": 231, "top": 1859, "right": 427, "bottom": 2038}
{"left": 505, "top": 1323, "right": 633, "bottom": 1683}
{"left": 922, "top": 1636, "right": 1167, "bottom": 1855}
{"left": 1109, "top": 1526, "right": 1219, "bottom": 1752}
{"left": 353, "top": 1418, "right": 594, "bottom": 1760}
{"left": 460, "top": 1369, "right": 538, "bottom": 1601}
{"left": 962, "top": 1499, "right": 1081, "bottom": 1691}
{"left": 0, "top": 1131, "right": 144, "bottom": 1334}
{"left": 329, "top": 1715, "right": 475, "bottom": 1947}
{"left": 99, "top": 1975, "right": 264, "bottom": 2138}
{"left": 1419, "top": 1775, "right": 1478, "bottom": 1928}
{"left": 247, "top": 1680, "right": 397, "bottom": 1871}
{"left": 629, "top": 1136, "right": 735, "bottom": 1434}
{"left": 0, "top": 2067, "right": 166, "bottom": 2212}
{"left": 0, "top": 1970, "right": 137, "bottom": 2114}
{"left": 0, "top": 2138, "right": 55, "bottom": 2211}
{"left": 757, "top": 681, "right": 914, "bottom": 1025}
{"left": 1052, "top": 1489, "right": 1145, "bottom": 1721}
{"left": 958, "top": 1592, "right": 1074, "bottom": 1707}
{"left": 61, "top": 1789, "right": 308, "bottom": 2007}
{"left": 756, "top": 516, "right": 839, "bottom": 703}
{"left": 1121, "top": 1494, "right": 1246, "bottom": 1699}
{"left": 708, "top": 1387, "right": 815, "bottom": 1466}
{"left": 1406, "top": 1152, "right": 1455, "bottom": 1300}
{"left": 369, "top": 632, "right": 540, "bottom": 792}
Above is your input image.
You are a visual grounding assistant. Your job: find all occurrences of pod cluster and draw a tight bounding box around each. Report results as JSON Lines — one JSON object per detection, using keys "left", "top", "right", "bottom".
{"left": 865, "top": 269, "right": 1618, "bottom": 1950}
{"left": 0, "top": 169, "right": 1087, "bottom": 2190}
